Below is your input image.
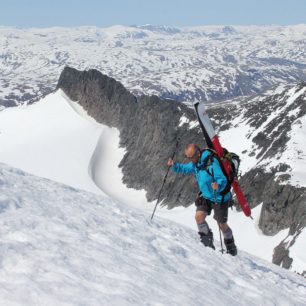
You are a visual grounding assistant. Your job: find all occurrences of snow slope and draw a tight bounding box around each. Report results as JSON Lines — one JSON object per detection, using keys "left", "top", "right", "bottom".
{"left": 0, "top": 90, "right": 103, "bottom": 194}
{"left": 1, "top": 24, "right": 306, "bottom": 105}
{"left": 0, "top": 89, "right": 150, "bottom": 205}
{"left": 0, "top": 163, "right": 305, "bottom": 306}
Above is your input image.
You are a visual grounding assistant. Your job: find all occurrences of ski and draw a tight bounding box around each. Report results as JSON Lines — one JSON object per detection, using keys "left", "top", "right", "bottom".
{"left": 194, "top": 102, "right": 252, "bottom": 217}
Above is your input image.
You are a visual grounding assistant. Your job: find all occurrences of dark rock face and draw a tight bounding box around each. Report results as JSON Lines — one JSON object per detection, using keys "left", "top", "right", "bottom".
{"left": 57, "top": 67, "right": 306, "bottom": 271}
{"left": 57, "top": 67, "right": 203, "bottom": 207}
{"left": 240, "top": 167, "right": 306, "bottom": 236}
{"left": 273, "top": 241, "right": 293, "bottom": 270}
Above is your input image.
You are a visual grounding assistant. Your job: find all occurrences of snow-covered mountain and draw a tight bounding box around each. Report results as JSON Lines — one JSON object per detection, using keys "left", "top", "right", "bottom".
{"left": 1, "top": 163, "right": 305, "bottom": 305}
{"left": 0, "top": 88, "right": 279, "bottom": 268}
{"left": 1, "top": 24, "right": 306, "bottom": 106}
{"left": 1, "top": 66, "right": 305, "bottom": 275}
{"left": 1, "top": 24, "right": 306, "bottom": 305}
{"left": 53, "top": 67, "right": 305, "bottom": 274}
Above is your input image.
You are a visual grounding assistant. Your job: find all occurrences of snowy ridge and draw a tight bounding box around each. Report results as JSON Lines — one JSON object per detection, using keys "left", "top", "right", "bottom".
{"left": 0, "top": 90, "right": 103, "bottom": 194}
{"left": 1, "top": 24, "right": 306, "bottom": 106}
{"left": 0, "top": 163, "right": 305, "bottom": 306}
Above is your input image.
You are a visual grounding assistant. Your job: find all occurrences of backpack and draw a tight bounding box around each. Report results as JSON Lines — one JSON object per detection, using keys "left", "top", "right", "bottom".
{"left": 221, "top": 148, "right": 240, "bottom": 180}
{"left": 197, "top": 148, "right": 240, "bottom": 201}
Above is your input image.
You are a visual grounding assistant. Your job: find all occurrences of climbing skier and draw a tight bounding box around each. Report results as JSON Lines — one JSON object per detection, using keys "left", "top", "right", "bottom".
{"left": 167, "top": 143, "right": 237, "bottom": 256}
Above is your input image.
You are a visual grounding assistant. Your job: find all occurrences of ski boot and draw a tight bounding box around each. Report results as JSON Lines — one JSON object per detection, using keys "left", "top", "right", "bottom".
{"left": 199, "top": 230, "right": 215, "bottom": 250}
{"left": 224, "top": 238, "right": 237, "bottom": 256}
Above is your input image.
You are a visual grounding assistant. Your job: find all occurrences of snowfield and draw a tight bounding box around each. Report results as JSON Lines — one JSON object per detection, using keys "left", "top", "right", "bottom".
{"left": 0, "top": 163, "right": 305, "bottom": 306}
{"left": 0, "top": 90, "right": 103, "bottom": 194}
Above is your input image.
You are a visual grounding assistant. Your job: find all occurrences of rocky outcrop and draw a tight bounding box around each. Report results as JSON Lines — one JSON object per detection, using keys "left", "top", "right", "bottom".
{"left": 240, "top": 167, "right": 306, "bottom": 236}
{"left": 273, "top": 241, "right": 293, "bottom": 270}
{"left": 241, "top": 167, "right": 306, "bottom": 271}
{"left": 57, "top": 67, "right": 306, "bottom": 271}
{"left": 57, "top": 66, "right": 203, "bottom": 207}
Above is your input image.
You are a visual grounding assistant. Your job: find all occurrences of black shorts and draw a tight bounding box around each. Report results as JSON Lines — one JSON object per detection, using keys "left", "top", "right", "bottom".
{"left": 195, "top": 196, "right": 230, "bottom": 224}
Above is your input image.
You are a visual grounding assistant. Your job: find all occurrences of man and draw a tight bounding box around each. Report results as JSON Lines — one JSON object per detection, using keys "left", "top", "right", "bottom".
{"left": 167, "top": 143, "right": 237, "bottom": 256}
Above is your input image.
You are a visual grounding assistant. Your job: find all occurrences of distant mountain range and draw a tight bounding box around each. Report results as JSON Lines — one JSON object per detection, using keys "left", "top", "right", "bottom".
{"left": 1, "top": 24, "right": 306, "bottom": 106}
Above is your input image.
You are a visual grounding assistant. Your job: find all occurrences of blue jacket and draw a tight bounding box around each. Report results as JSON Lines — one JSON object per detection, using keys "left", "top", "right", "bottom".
{"left": 172, "top": 150, "right": 232, "bottom": 203}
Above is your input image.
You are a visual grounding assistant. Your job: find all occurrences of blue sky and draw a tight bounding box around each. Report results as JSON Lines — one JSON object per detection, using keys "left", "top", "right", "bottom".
{"left": 0, "top": 0, "right": 305, "bottom": 27}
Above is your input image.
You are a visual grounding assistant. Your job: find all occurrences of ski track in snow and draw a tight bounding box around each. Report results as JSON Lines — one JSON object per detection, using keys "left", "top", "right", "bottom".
{"left": 0, "top": 164, "right": 305, "bottom": 306}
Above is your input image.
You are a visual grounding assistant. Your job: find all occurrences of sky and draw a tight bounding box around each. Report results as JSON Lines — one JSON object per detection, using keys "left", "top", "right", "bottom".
{"left": 0, "top": 0, "right": 305, "bottom": 28}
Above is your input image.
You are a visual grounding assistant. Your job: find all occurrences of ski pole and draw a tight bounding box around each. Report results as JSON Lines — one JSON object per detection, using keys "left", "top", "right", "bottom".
{"left": 219, "top": 226, "right": 225, "bottom": 254}
{"left": 212, "top": 170, "right": 225, "bottom": 254}
{"left": 151, "top": 139, "right": 179, "bottom": 220}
